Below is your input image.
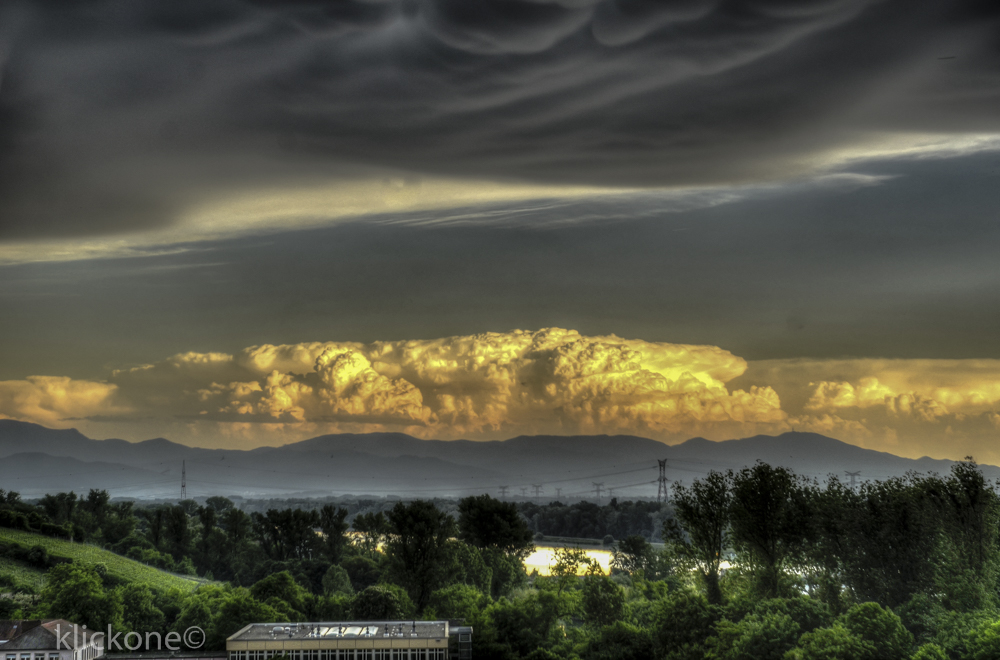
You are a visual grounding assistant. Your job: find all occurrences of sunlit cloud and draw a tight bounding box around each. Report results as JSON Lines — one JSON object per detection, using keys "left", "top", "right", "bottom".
{"left": 5, "top": 333, "right": 1000, "bottom": 462}
{"left": 741, "top": 358, "right": 1000, "bottom": 461}
{"left": 0, "top": 376, "right": 127, "bottom": 427}
{"left": 0, "top": 329, "right": 787, "bottom": 445}
{"left": 0, "top": 171, "right": 892, "bottom": 266}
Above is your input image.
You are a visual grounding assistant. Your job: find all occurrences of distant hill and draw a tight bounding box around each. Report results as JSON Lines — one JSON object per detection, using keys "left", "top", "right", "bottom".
{"left": 0, "top": 420, "right": 990, "bottom": 500}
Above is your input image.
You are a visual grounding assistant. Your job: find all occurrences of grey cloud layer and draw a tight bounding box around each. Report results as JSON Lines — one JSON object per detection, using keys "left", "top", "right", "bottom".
{"left": 1, "top": 0, "right": 998, "bottom": 239}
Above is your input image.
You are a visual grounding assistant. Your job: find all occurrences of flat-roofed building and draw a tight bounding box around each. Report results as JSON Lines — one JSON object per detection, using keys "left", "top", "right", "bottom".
{"left": 226, "top": 623, "right": 453, "bottom": 660}
{"left": 0, "top": 620, "right": 103, "bottom": 660}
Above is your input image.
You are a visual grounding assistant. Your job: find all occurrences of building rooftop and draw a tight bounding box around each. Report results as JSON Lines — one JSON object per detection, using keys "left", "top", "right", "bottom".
{"left": 0, "top": 620, "right": 88, "bottom": 650}
{"left": 228, "top": 622, "right": 448, "bottom": 643}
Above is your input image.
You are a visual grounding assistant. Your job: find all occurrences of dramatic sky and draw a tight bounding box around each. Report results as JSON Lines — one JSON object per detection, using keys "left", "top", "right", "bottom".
{"left": 2, "top": 0, "right": 1000, "bottom": 461}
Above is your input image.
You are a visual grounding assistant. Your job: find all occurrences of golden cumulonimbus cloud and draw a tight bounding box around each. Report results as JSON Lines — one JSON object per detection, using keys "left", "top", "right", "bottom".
{"left": 5, "top": 331, "right": 1000, "bottom": 461}
{"left": 0, "top": 329, "right": 786, "bottom": 443}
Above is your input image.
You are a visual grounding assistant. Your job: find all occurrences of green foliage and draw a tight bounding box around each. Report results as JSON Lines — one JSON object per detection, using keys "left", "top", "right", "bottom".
{"left": 706, "top": 611, "right": 800, "bottom": 660}
{"left": 487, "top": 590, "right": 562, "bottom": 659}
{"left": 341, "top": 554, "right": 382, "bottom": 592}
{"left": 442, "top": 539, "right": 493, "bottom": 594}
{"left": 321, "top": 565, "right": 354, "bottom": 596}
{"left": 117, "top": 582, "right": 166, "bottom": 632}
{"left": 549, "top": 546, "right": 601, "bottom": 595}
{"left": 173, "top": 584, "right": 283, "bottom": 651}
{"left": 838, "top": 602, "right": 914, "bottom": 660}
{"left": 896, "top": 594, "right": 947, "bottom": 646}
{"left": 910, "top": 643, "right": 948, "bottom": 660}
{"left": 351, "top": 512, "right": 389, "bottom": 559}
{"left": 789, "top": 625, "right": 872, "bottom": 660}
{"left": 458, "top": 495, "right": 534, "bottom": 560}
{"left": 923, "top": 459, "right": 1000, "bottom": 612}
{"left": 821, "top": 476, "right": 938, "bottom": 608}
{"left": 36, "top": 562, "right": 122, "bottom": 630}
{"left": 250, "top": 571, "right": 311, "bottom": 617}
{"left": 315, "top": 593, "right": 352, "bottom": 620}
{"left": 582, "top": 621, "right": 655, "bottom": 660}
{"left": 651, "top": 589, "right": 721, "bottom": 660}
{"left": 581, "top": 576, "right": 625, "bottom": 628}
{"left": 664, "top": 470, "right": 732, "bottom": 604}
{"left": 967, "top": 620, "right": 1000, "bottom": 660}
{"left": 481, "top": 546, "right": 527, "bottom": 599}
{"left": 0, "top": 528, "right": 204, "bottom": 592}
{"left": 425, "top": 583, "right": 491, "bottom": 622}
{"left": 610, "top": 535, "right": 654, "bottom": 575}
{"left": 317, "top": 505, "right": 350, "bottom": 564}
{"left": 350, "top": 584, "right": 406, "bottom": 619}
{"left": 753, "top": 596, "right": 832, "bottom": 636}
{"left": 728, "top": 462, "right": 813, "bottom": 600}
{"left": 928, "top": 609, "right": 999, "bottom": 660}
{"left": 384, "top": 500, "right": 458, "bottom": 610}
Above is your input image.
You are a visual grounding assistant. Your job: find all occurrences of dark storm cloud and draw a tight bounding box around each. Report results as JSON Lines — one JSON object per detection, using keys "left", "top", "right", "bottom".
{"left": 3, "top": 149, "right": 1000, "bottom": 382}
{"left": 0, "top": 0, "right": 999, "bottom": 240}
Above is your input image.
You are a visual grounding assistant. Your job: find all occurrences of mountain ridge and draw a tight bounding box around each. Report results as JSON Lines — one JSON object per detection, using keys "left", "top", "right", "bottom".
{"left": 0, "top": 420, "right": 991, "bottom": 499}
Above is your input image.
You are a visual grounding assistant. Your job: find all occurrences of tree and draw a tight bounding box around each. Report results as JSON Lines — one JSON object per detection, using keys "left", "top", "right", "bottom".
{"left": 441, "top": 539, "right": 493, "bottom": 594}
{"left": 789, "top": 625, "right": 871, "bottom": 660}
{"left": 342, "top": 555, "right": 383, "bottom": 592}
{"left": 458, "top": 494, "right": 534, "bottom": 560}
{"left": 164, "top": 505, "right": 192, "bottom": 559}
{"left": 352, "top": 511, "right": 389, "bottom": 559}
{"left": 651, "top": 590, "right": 720, "bottom": 660}
{"left": 582, "top": 621, "right": 655, "bottom": 660}
{"left": 351, "top": 585, "right": 406, "bottom": 620}
{"left": 610, "top": 535, "right": 654, "bottom": 575}
{"left": 664, "top": 470, "right": 732, "bottom": 604}
{"left": 827, "top": 476, "right": 938, "bottom": 608}
{"left": 923, "top": 459, "right": 1000, "bottom": 610}
{"left": 481, "top": 546, "right": 527, "bottom": 599}
{"left": 321, "top": 565, "right": 354, "bottom": 596}
{"left": 209, "top": 589, "right": 283, "bottom": 651}
{"left": 117, "top": 583, "right": 165, "bottom": 633}
{"left": 250, "top": 571, "right": 311, "bottom": 618}
{"left": 838, "top": 602, "right": 914, "bottom": 660}
{"left": 582, "top": 576, "right": 625, "bottom": 627}
{"left": 911, "top": 644, "right": 948, "bottom": 660}
{"left": 384, "top": 500, "right": 457, "bottom": 610}
{"left": 318, "top": 505, "right": 349, "bottom": 564}
{"left": 549, "top": 546, "right": 600, "bottom": 596}
{"left": 37, "top": 563, "right": 121, "bottom": 631}
{"left": 487, "top": 591, "right": 561, "bottom": 659}
{"left": 728, "top": 462, "right": 813, "bottom": 599}
{"left": 705, "top": 611, "right": 800, "bottom": 660}
{"left": 425, "top": 583, "right": 490, "bottom": 622}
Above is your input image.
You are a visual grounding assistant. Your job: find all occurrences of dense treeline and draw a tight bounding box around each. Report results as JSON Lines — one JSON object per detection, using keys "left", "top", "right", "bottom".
{"left": 518, "top": 499, "right": 665, "bottom": 540}
{"left": 3, "top": 460, "right": 1000, "bottom": 659}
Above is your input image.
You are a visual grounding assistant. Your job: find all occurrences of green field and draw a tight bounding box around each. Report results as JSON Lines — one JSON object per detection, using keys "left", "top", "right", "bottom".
{"left": 0, "top": 528, "right": 209, "bottom": 593}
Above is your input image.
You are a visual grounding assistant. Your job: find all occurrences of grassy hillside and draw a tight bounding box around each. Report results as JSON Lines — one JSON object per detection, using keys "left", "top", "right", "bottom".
{"left": 0, "top": 555, "right": 46, "bottom": 591}
{"left": 0, "top": 528, "right": 208, "bottom": 593}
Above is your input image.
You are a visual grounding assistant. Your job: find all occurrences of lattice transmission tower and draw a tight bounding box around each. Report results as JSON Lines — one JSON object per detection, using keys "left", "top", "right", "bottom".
{"left": 657, "top": 459, "right": 669, "bottom": 503}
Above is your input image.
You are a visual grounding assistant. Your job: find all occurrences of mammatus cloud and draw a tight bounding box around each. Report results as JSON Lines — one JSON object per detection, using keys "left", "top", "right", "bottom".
{"left": 1, "top": 0, "right": 999, "bottom": 252}
{"left": 4, "top": 331, "right": 1000, "bottom": 460}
